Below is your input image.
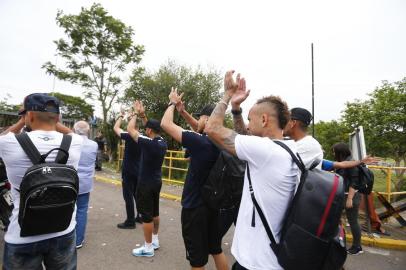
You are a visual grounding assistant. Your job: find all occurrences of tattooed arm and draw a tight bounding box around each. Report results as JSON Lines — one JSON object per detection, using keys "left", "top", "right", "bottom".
{"left": 232, "top": 114, "right": 248, "bottom": 135}
{"left": 205, "top": 71, "right": 240, "bottom": 156}
{"left": 231, "top": 71, "right": 250, "bottom": 135}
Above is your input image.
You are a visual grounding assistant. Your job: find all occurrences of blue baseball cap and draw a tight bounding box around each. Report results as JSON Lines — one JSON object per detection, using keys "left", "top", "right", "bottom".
{"left": 18, "top": 93, "right": 60, "bottom": 115}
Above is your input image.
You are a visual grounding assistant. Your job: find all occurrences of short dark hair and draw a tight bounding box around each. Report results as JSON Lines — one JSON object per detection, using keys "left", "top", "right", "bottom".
{"left": 33, "top": 111, "right": 59, "bottom": 124}
{"left": 256, "top": 95, "right": 290, "bottom": 129}
{"left": 332, "top": 142, "right": 352, "bottom": 162}
{"left": 297, "top": 121, "right": 308, "bottom": 132}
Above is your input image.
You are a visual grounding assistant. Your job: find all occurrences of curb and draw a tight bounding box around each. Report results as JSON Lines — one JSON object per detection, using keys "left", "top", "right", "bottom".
{"left": 95, "top": 176, "right": 406, "bottom": 250}
{"left": 346, "top": 234, "right": 406, "bottom": 251}
{"left": 94, "top": 175, "right": 182, "bottom": 202}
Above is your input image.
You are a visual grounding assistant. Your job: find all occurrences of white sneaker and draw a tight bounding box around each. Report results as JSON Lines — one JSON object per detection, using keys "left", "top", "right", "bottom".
{"left": 152, "top": 240, "right": 160, "bottom": 250}
{"left": 132, "top": 245, "right": 154, "bottom": 257}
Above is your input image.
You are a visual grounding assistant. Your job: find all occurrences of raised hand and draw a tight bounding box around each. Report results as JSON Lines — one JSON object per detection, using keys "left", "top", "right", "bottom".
{"left": 176, "top": 100, "right": 185, "bottom": 113}
{"left": 133, "top": 100, "right": 142, "bottom": 114}
{"left": 120, "top": 106, "right": 126, "bottom": 117}
{"left": 168, "top": 87, "right": 184, "bottom": 105}
{"left": 224, "top": 70, "right": 239, "bottom": 95}
{"left": 231, "top": 77, "right": 250, "bottom": 108}
{"left": 139, "top": 101, "right": 146, "bottom": 115}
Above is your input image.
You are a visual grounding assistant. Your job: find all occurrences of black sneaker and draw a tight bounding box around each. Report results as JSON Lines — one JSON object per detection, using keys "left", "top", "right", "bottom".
{"left": 135, "top": 216, "right": 143, "bottom": 224}
{"left": 117, "top": 222, "right": 136, "bottom": 229}
{"left": 347, "top": 246, "right": 363, "bottom": 255}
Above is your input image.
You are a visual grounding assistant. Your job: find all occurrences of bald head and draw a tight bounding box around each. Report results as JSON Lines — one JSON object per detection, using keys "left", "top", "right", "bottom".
{"left": 74, "top": 121, "right": 90, "bottom": 135}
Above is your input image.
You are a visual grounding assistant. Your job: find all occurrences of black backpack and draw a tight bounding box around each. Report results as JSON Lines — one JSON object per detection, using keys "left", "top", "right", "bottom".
{"left": 15, "top": 133, "right": 79, "bottom": 237}
{"left": 0, "top": 158, "right": 7, "bottom": 182}
{"left": 248, "top": 140, "right": 346, "bottom": 270}
{"left": 356, "top": 163, "right": 374, "bottom": 194}
{"left": 201, "top": 151, "right": 246, "bottom": 210}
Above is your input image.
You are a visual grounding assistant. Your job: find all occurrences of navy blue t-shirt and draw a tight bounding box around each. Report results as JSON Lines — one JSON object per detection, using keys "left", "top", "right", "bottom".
{"left": 137, "top": 135, "right": 167, "bottom": 186}
{"left": 120, "top": 133, "right": 141, "bottom": 177}
{"left": 181, "top": 131, "right": 220, "bottom": 208}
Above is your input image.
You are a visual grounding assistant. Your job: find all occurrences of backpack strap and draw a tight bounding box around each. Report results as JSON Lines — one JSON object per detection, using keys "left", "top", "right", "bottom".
{"left": 273, "top": 140, "right": 306, "bottom": 173}
{"left": 246, "top": 140, "right": 307, "bottom": 254}
{"left": 55, "top": 135, "right": 72, "bottom": 164}
{"left": 246, "top": 164, "right": 278, "bottom": 252}
{"left": 15, "top": 133, "right": 42, "bottom": 165}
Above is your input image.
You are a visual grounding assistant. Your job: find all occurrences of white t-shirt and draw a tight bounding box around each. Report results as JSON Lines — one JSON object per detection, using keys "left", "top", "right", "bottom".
{"left": 0, "top": 130, "right": 83, "bottom": 244}
{"left": 232, "top": 135, "right": 299, "bottom": 270}
{"left": 296, "top": 135, "right": 323, "bottom": 169}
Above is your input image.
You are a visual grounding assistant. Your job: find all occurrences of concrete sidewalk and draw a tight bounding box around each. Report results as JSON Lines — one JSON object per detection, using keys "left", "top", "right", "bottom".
{"left": 0, "top": 177, "right": 405, "bottom": 269}
{"left": 97, "top": 168, "right": 406, "bottom": 252}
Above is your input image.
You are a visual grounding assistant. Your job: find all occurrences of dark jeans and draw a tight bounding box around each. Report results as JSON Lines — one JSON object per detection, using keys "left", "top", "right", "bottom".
{"left": 95, "top": 150, "right": 103, "bottom": 170}
{"left": 122, "top": 173, "right": 139, "bottom": 223}
{"left": 3, "top": 230, "right": 76, "bottom": 270}
{"left": 218, "top": 204, "right": 240, "bottom": 239}
{"left": 346, "top": 192, "right": 362, "bottom": 247}
{"left": 232, "top": 261, "right": 249, "bottom": 270}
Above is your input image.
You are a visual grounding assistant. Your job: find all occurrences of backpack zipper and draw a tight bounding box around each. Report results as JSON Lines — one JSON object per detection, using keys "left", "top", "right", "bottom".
{"left": 21, "top": 184, "right": 77, "bottom": 221}
{"left": 24, "top": 165, "right": 77, "bottom": 178}
{"left": 28, "top": 200, "right": 75, "bottom": 209}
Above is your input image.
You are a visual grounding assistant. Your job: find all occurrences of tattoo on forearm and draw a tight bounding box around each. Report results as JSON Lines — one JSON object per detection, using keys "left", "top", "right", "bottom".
{"left": 212, "top": 102, "right": 227, "bottom": 117}
{"left": 223, "top": 131, "right": 237, "bottom": 150}
{"left": 233, "top": 114, "right": 248, "bottom": 135}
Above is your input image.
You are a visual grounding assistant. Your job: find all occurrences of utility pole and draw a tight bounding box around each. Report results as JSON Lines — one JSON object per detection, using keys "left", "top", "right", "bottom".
{"left": 311, "top": 43, "right": 315, "bottom": 138}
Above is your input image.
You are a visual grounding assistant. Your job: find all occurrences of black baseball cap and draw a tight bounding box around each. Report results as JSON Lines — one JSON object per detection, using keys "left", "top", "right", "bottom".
{"left": 18, "top": 93, "right": 60, "bottom": 115}
{"left": 290, "top": 107, "right": 313, "bottom": 126}
{"left": 195, "top": 104, "right": 215, "bottom": 117}
{"left": 145, "top": 119, "right": 161, "bottom": 133}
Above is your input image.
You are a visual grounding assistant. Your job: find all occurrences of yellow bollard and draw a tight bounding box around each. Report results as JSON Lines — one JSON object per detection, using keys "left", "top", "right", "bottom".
{"left": 168, "top": 151, "right": 173, "bottom": 181}
{"left": 386, "top": 168, "right": 391, "bottom": 202}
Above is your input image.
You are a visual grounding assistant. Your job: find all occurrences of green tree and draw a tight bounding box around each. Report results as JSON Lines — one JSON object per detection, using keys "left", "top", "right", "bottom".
{"left": 0, "top": 94, "right": 20, "bottom": 113}
{"left": 42, "top": 3, "right": 144, "bottom": 136}
{"left": 49, "top": 92, "right": 93, "bottom": 120}
{"left": 342, "top": 78, "right": 406, "bottom": 191}
{"left": 313, "top": 120, "right": 350, "bottom": 160}
{"left": 125, "top": 61, "right": 223, "bottom": 149}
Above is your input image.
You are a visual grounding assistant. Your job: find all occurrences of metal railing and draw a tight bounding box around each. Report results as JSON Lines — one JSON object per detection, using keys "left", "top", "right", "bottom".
{"left": 116, "top": 143, "right": 405, "bottom": 201}
{"left": 117, "top": 143, "right": 188, "bottom": 185}
{"left": 369, "top": 165, "right": 406, "bottom": 202}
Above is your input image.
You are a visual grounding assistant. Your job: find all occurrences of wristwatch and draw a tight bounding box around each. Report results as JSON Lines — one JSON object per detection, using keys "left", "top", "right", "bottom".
{"left": 168, "top": 101, "right": 177, "bottom": 107}
{"left": 231, "top": 107, "right": 242, "bottom": 116}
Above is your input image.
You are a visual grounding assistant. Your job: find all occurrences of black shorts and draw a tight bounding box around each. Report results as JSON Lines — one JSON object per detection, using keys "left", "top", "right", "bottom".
{"left": 181, "top": 205, "right": 222, "bottom": 267}
{"left": 136, "top": 183, "right": 162, "bottom": 223}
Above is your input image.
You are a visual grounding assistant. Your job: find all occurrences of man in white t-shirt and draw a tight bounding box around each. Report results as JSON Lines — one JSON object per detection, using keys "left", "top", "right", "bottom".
{"left": 205, "top": 71, "right": 299, "bottom": 270}
{"left": 0, "top": 93, "right": 83, "bottom": 270}
{"left": 283, "top": 107, "right": 323, "bottom": 169}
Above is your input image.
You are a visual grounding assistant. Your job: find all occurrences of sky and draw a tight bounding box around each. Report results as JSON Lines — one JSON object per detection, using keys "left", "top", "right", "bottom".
{"left": 0, "top": 0, "right": 405, "bottom": 121}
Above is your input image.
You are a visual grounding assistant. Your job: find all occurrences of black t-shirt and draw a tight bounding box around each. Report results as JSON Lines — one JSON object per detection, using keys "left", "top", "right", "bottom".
{"left": 181, "top": 131, "right": 220, "bottom": 209}
{"left": 137, "top": 135, "right": 167, "bottom": 186}
{"left": 94, "top": 136, "right": 106, "bottom": 151}
{"left": 336, "top": 157, "right": 359, "bottom": 192}
{"left": 120, "top": 133, "right": 141, "bottom": 177}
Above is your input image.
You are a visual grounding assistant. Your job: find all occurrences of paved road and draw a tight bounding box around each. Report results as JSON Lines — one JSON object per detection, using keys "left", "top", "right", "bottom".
{"left": 0, "top": 180, "right": 405, "bottom": 269}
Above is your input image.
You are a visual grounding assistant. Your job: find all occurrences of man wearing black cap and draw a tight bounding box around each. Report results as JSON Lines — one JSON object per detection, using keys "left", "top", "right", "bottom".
{"left": 126, "top": 100, "right": 167, "bottom": 258}
{"left": 161, "top": 88, "right": 228, "bottom": 270}
{"left": 283, "top": 107, "right": 323, "bottom": 169}
{"left": 0, "top": 93, "right": 83, "bottom": 269}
